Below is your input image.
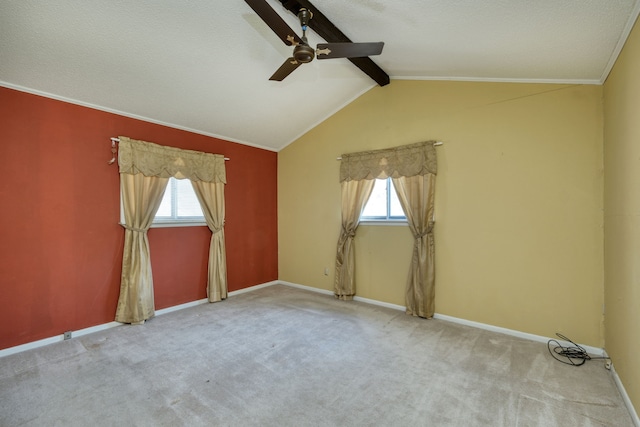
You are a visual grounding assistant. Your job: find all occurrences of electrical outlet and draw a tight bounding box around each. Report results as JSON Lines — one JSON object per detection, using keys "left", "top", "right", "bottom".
{"left": 63, "top": 331, "right": 72, "bottom": 340}
{"left": 324, "top": 267, "right": 329, "bottom": 276}
{"left": 605, "top": 360, "right": 612, "bottom": 370}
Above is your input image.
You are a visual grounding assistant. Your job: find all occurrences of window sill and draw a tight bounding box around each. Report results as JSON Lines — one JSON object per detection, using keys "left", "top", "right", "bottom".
{"left": 119, "top": 221, "right": 207, "bottom": 229}
{"left": 152, "top": 221, "right": 207, "bottom": 228}
{"left": 359, "top": 220, "right": 408, "bottom": 226}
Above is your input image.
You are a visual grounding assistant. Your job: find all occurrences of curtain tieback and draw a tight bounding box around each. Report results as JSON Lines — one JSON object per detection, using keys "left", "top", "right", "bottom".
{"left": 417, "top": 223, "right": 435, "bottom": 239}
{"left": 342, "top": 228, "right": 356, "bottom": 238}
{"left": 122, "top": 225, "right": 147, "bottom": 233}
{"left": 423, "top": 221, "right": 435, "bottom": 235}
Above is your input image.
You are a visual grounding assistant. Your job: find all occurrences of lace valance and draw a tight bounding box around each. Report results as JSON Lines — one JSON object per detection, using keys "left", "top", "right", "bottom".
{"left": 339, "top": 141, "right": 437, "bottom": 182}
{"left": 118, "top": 136, "right": 226, "bottom": 183}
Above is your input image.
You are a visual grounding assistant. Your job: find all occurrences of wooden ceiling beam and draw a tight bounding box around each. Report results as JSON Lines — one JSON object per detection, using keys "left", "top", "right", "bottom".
{"left": 278, "top": 0, "right": 390, "bottom": 86}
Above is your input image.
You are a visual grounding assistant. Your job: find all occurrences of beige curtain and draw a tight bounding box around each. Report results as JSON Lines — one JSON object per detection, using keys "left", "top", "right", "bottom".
{"left": 191, "top": 181, "right": 227, "bottom": 302}
{"left": 334, "top": 179, "right": 375, "bottom": 300}
{"left": 115, "top": 173, "right": 169, "bottom": 323}
{"left": 116, "top": 137, "right": 226, "bottom": 323}
{"left": 392, "top": 174, "right": 436, "bottom": 318}
{"left": 338, "top": 140, "right": 437, "bottom": 310}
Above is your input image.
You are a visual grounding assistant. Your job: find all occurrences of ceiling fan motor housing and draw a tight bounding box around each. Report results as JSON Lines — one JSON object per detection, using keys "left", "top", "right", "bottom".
{"left": 294, "top": 42, "right": 315, "bottom": 63}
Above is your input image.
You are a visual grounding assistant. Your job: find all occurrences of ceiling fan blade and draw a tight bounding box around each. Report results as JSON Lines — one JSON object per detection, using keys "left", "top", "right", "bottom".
{"left": 316, "top": 42, "right": 384, "bottom": 59}
{"left": 269, "top": 58, "right": 302, "bottom": 81}
{"left": 245, "top": 0, "right": 303, "bottom": 46}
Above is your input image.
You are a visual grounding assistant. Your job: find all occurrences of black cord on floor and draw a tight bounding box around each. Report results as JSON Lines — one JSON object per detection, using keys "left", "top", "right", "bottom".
{"left": 547, "top": 333, "right": 610, "bottom": 367}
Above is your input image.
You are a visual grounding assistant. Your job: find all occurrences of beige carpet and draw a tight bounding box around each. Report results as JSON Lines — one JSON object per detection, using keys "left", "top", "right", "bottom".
{"left": 0, "top": 284, "right": 633, "bottom": 426}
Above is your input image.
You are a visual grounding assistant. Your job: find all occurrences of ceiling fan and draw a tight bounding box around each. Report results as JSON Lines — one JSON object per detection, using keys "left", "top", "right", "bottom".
{"left": 245, "top": 0, "right": 384, "bottom": 81}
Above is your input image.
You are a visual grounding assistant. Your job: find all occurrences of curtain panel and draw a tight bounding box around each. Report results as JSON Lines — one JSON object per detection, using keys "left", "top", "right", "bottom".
{"left": 336, "top": 140, "right": 437, "bottom": 316}
{"left": 116, "top": 137, "right": 227, "bottom": 324}
{"left": 334, "top": 179, "right": 375, "bottom": 300}
{"left": 392, "top": 174, "right": 436, "bottom": 318}
{"left": 116, "top": 173, "right": 169, "bottom": 323}
{"left": 191, "top": 180, "right": 227, "bottom": 302}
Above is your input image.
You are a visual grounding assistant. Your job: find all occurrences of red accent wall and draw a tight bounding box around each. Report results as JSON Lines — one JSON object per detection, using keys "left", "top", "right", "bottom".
{"left": 0, "top": 87, "right": 278, "bottom": 350}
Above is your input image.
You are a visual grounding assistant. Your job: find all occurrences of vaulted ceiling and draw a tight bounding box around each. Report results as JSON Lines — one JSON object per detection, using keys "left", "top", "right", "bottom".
{"left": 1, "top": 0, "right": 638, "bottom": 151}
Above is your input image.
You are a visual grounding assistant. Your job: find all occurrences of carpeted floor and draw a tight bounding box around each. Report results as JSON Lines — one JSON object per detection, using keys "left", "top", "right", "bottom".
{"left": 0, "top": 284, "right": 633, "bottom": 426}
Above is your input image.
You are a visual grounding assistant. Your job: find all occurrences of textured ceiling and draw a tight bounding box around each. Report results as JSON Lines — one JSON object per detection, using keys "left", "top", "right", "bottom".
{"left": 1, "top": 0, "right": 639, "bottom": 151}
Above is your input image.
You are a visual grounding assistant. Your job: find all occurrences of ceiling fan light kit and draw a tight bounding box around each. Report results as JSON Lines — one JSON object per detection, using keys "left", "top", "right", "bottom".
{"left": 245, "top": 0, "right": 384, "bottom": 82}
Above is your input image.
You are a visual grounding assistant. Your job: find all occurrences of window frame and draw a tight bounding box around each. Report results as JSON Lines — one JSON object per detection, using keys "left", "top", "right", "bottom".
{"left": 360, "top": 177, "right": 407, "bottom": 225}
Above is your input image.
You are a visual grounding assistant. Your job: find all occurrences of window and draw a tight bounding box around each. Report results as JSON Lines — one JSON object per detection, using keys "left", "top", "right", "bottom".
{"left": 153, "top": 177, "right": 205, "bottom": 226}
{"left": 361, "top": 177, "right": 406, "bottom": 222}
{"left": 119, "top": 177, "right": 206, "bottom": 227}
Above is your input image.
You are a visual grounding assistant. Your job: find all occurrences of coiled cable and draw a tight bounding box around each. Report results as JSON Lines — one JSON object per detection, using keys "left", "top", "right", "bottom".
{"left": 547, "top": 333, "right": 610, "bottom": 366}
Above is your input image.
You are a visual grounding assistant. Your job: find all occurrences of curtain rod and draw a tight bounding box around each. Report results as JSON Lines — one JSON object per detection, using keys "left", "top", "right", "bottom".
{"left": 335, "top": 141, "right": 443, "bottom": 160}
{"left": 109, "top": 137, "right": 230, "bottom": 164}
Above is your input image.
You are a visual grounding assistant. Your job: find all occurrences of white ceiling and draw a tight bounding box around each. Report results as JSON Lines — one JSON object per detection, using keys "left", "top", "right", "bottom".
{"left": 1, "top": 0, "right": 639, "bottom": 151}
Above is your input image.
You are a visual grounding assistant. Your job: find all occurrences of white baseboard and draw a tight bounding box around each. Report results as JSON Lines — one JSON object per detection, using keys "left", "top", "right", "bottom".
{"left": 277, "top": 280, "right": 334, "bottom": 296}
{"left": 606, "top": 350, "right": 640, "bottom": 427}
{"left": 155, "top": 298, "right": 208, "bottom": 316}
{"left": 275, "top": 280, "right": 605, "bottom": 356}
{"left": 155, "top": 280, "right": 281, "bottom": 316}
{"left": 229, "top": 280, "right": 280, "bottom": 296}
{"left": 276, "top": 281, "right": 405, "bottom": 313}
{"left": 353, "top": 295, "right": 405, "bottom": 311}
{"left": 0, "top": 280, "right": 280, "bottom": 358}
{"left": 0, "top": 321, "right": 122, "bottom": 358}
{"left": 432, "top": 313, "right": 605, "bottom": 357}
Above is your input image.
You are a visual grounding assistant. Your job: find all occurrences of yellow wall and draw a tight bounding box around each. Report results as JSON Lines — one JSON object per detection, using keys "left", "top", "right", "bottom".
{"left": 604, "top": 16, "right": 640, "bottom": 414}
{"left": 278, "top": 80, "right": 604, "bottom": 346}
